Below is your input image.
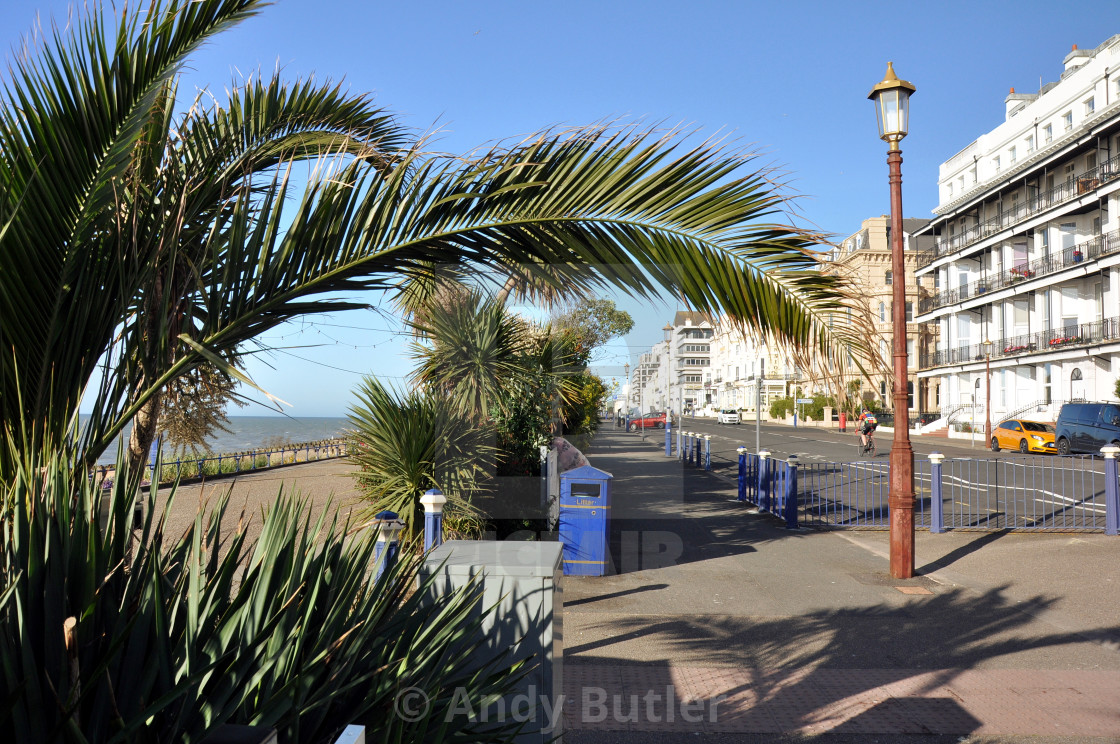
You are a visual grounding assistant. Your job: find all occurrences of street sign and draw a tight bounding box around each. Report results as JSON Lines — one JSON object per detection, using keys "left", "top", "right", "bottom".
{"left": 796, "top": 398, "right": 813, "bottom": 404}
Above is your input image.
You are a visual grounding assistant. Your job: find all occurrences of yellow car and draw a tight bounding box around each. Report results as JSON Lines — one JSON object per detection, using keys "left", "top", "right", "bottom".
{"left": 990, "top": 419, "right": 1056, "bottom": 454}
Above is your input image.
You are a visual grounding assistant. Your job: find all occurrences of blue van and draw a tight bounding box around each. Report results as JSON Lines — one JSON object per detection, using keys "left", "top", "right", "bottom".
{"left": 1055, "top": 402, "right": 1120, "bottom": 455}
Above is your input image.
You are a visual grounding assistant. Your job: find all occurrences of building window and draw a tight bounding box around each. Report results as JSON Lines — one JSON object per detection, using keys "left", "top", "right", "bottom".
{"left": 993, "top": 155, "right": 1001, "bottom": 172}
{"left": 907, "top": 381, "right": 914, "bottom": 409}
{"left": 1085, "top": 96, "right": 1095, "bottom": 115}
{"left": 1044, "top": 124, "right": 1053, "bottom": 144}
{"left": 1026, "top": 134, "right": 1035, "bottom": 153}
{"left": 1063, "top": 110, "right": 1073, "bottom": 132}
{"left": 878, "top": 301, "right": 886, "bottom": 322}
{"left": 905, "top": 302, "right": 913, "bottom": 322}
{"left": 885, "top": 270, "right": 893, "bottom": 286}
{"left": 906, "top": 339, "right": 915, "bottom": 366}
{"left": 1009, "top": 146, "right": 1017, "bottom": 164}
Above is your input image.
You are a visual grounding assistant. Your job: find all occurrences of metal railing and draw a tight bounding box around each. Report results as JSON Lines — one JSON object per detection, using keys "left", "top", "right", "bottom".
{"left": 917, "top": 151, "right": 1120, "bottom": 268}
{"left": 737, "top": 452, "right": 1117, "bottom": 533}
{"left": 920, "top": 228, "right": 1120, "bottom": 314}
{"left": 920, "top": 315, "right": 1120, "bottom": 369}
{"left": 92, "top": 438, "right": 349, "bottom": 487}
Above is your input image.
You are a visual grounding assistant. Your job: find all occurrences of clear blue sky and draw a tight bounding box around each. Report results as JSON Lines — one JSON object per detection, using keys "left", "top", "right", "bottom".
{"left": 6, "top": 0, "right": 1108, "bottom": 416}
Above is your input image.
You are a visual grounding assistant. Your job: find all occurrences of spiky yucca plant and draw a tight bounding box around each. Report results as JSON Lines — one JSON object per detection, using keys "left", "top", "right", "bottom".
{"left": 0, "top": 449, "right": 525, "bottom": 743}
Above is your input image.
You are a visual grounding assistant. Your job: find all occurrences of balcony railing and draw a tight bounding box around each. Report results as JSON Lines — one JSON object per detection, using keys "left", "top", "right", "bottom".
{"left": 920, "top": 315, "right": 1120, "bottom": 369}
{"left": 917, "top": 152, "right": 1120, "bottom": 268}
{"left": 918, "top": 228, "right": 1120, "bottom": 314}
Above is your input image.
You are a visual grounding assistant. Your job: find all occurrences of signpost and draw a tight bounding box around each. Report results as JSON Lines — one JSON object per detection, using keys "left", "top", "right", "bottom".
{"left": 795, "top": 398, "right": 813, "bottom": 428}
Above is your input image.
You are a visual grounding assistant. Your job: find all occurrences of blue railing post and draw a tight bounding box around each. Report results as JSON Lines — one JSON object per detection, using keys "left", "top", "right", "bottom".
{"left": 1103, "top": 445, "right": 1119, "bottom": 536}
{"left": 737, "top": 446, "right": 747, "bottom": 501}
{"left": 665, "top": 421, "right": 673, "bottom": 457}
{"left": 703, "top": 435, "right": 712, "bottom": 470}
{"left": 929, "top": 452, "right": 945, "bottom": 534}
{"left": 373, "top": 510, "right": 405, "bottom": 582}
{"left": 686, "top": 432, "right": 694, "bottom": 464}
{"left": 784, "top": 455, "right": 799, "bottom": 529}
{"left": 676, "top": 426, "right": 682, "bottom": 460}
{"left": 421, "top": 488, "right": 447, "bottom": 551}
{"left": 758, "top": 450, "right": 771, "bottom": 512}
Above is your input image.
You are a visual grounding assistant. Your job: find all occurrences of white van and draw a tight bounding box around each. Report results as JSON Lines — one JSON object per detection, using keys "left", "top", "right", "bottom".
{"left": 717, "top": 408, "right": 741, "bottom": 424}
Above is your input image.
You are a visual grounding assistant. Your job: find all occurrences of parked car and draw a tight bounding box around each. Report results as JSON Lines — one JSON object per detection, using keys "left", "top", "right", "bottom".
{"left": 990, "top": 419, "right": 1056, "bottom": 454}
{"left": 628, "top": 412, "right": 667, "bottom": 431}
{"left": 1055, "top": 402, "right": 1120, "bottom": 455}
{"left": 717, "top": 408, "right": 741, "bottom": 424}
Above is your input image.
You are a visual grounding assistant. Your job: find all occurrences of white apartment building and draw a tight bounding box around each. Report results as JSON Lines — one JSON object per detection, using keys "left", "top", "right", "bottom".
{"left": 627, "top": 311, "right": 803, "bottom": 417}
{"left": 709, "top": 318, "right": 800, "bottom": 413}
{"left": 914, "top": 37, "right": 1120, "bottom": 428}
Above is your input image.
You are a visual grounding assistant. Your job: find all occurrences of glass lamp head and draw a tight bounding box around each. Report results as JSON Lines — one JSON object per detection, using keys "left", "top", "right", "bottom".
{"left": 869, "top": 62, "right": 916, "bottom": 147}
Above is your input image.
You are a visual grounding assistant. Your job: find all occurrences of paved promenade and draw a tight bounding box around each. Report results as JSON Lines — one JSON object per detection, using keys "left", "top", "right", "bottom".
{"left": 156, "top": 434, "right": 1120, "bottom": 741}
{"left": 562, "top": 428, "right": 1120, "bottom": 743}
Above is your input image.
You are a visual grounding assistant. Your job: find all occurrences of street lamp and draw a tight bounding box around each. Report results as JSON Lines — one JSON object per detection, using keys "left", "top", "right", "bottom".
{"left": 983, "top": 339, "right": 993, "bottom": 447}
{"left": 869, "top": 62, "right": 917, "bottom": 579}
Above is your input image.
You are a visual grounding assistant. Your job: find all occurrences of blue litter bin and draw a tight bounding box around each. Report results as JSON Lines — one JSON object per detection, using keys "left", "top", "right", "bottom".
{"left": 558, "top": 464, "right": 613, "bottom": 576}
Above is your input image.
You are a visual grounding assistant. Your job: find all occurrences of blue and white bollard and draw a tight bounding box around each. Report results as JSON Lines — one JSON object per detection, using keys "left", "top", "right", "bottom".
{"left": 929, "top": 452, "right": 945, "bottom": 534}
{"left": 1102, "top": 445, "right": 1119, "bottom": 536}
{"left": 665, "top": 421, "right": 673, "bottom": 457}
{"left": 676, "top": 426, "right": 682, "bottom": 460}
{"left": 421, "top": 488, "right": 447, "bottom": 551}
{"left": 693, "top": 433, "right": 701, "bottom": 467}
{"left": 703, "top": 435, "right": 712, "bottom": 470}
{"left": 685, "top": 432, "right": 693, "bottom": 463}
{"left": 737, "top": 446, "right": 747, "bottom": 501}
{"left": 757, "top": 450, "right": 771, "bottom": 513}
{"left": 373, "top": 510, "right": 405, "bottom": 581}
{"left": 784, "top": 455, "right": 799, "bottom": 529}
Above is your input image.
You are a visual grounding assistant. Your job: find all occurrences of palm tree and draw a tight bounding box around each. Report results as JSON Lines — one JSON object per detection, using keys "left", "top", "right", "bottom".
{"left": 1, "top": 0, "right": 857, "bottom": 485}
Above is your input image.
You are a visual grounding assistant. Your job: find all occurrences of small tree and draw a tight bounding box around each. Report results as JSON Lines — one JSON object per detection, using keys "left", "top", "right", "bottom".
{"left": 157, "top": 361, "right": 246, "bottom": 456}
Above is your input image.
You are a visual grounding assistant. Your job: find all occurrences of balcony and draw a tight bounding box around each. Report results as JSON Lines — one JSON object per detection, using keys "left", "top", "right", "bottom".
{"left": 916, "top": 152, "right": 1120, "bottom": 268}
{"left": 919, "top": 315, "right": 1120, "bottom": 369}
{"left": 918, "top": 228, "right": 1120, "bottom": 314}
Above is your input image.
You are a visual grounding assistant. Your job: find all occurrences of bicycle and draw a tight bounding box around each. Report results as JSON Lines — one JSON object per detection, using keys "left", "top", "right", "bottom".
{"left": 855, "top": 430, "right": 876, "bottom": 457}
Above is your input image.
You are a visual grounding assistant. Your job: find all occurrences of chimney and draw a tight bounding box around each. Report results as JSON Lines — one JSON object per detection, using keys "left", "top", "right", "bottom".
{"left": 1005, "top": 86, "right": 1037, "bottom": 120}
{"left": 1064, "top": 42, "right": 1092, "bottom": 72}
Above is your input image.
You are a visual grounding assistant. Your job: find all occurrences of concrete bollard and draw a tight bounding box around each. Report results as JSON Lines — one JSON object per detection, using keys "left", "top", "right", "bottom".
{"left": 373, "top": 510, "right": 405, "bottom": 582}
{"left": 929, "top": 453, "right": 945, "bottom": 534}
{"left": 704, "top": 435, "right": 712, "bottom": 470}
{"left": 737, "top": 447, "right": 747, "bottom": 501}
{"left": 784, "top": 455, "right": 799, "bottom": 529}
{"left": 676, "top": 426, "right": 683, "bottom": 460}
{"left": 1102, "top": 445, "right": 1119, "bottom": 536}
{"left": 421, "top": 488, "right": 447, "bottom": 551}
{"left": 758, "top": 450, "right": 771, "bottom": 513}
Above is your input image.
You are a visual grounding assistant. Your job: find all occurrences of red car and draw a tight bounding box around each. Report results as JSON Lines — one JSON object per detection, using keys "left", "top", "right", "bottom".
{"left": 629, "top": 413, "right": 667, "bottom": 431}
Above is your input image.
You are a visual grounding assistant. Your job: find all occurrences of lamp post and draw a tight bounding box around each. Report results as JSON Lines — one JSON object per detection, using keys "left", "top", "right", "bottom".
{"left": 983, "top": 339, "right": 993, "bottom": 447}
{"left": 869, "top": 62, "right": 917, "bottom": 579}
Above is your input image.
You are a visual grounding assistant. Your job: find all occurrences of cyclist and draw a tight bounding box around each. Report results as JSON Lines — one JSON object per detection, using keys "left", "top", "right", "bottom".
{"left": 858, "top": 408, "right": 878, "bottom": 452}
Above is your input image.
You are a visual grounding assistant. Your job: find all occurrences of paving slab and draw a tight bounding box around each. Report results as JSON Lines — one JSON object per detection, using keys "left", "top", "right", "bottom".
{"left": 561, "top": 428, "right": 1120, "bottom": 742}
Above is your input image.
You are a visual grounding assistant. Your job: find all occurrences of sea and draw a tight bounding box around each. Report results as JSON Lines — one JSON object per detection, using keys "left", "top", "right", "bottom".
{"left": 86, "top": 415, "right": 351, "bottom": 465}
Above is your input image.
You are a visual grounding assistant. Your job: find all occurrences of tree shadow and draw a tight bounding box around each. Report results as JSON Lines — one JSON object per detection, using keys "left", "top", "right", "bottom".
{"left": 562, "top": 584, "right": 1120, "bottom": 737}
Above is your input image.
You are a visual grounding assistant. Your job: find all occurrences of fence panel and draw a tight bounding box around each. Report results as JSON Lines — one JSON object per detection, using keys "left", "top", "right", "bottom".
{"left": 787, "top": 455, "right": 1109, "bottom": 533}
